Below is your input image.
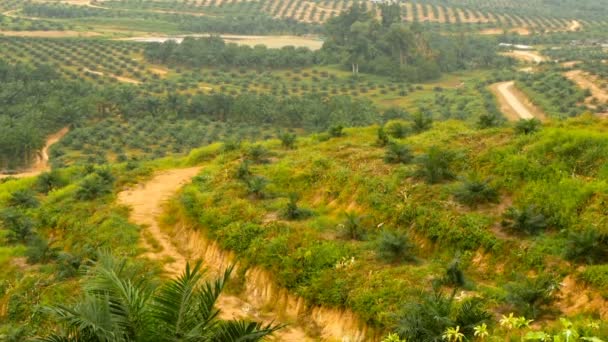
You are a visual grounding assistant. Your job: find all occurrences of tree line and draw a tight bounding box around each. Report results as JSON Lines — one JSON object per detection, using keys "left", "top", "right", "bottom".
{"left": 0, "top": 60, "right": 94, "bottom": 171}
{"left": 144, "top": 3, "right": 510, "bottom": 82}
{"left": 144, "top": 36, "right": 319, "bottom": 69}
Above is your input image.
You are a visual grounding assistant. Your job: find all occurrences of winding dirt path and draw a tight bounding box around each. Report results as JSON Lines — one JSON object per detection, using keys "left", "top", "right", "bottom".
{"left": 565, "top": 69, "right": 608, "bottom": 102}
{"left": 117, "top": 168, "right": 312, "bottom": 341}
{"left": 490, "top": 81, "right": 545, "bottom": 121}
{"left": 0, "top": 127, "right": 69, "bottom": 179}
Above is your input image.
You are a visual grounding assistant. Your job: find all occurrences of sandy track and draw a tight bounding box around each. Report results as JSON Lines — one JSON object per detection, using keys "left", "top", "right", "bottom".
{"left": 491, "top": 81, "right": 545, "bottom": 121}
{"left": 118, "top": 168, "right": 312, "bottom": 341}
{"left": 565, "top": 70, "right": 608, "bottom": 102}
{"left": 118, "top": 167, "right": 202, "bottom": 275}
{"left": 0, "top": 127, "right": 69, "bottom": 179}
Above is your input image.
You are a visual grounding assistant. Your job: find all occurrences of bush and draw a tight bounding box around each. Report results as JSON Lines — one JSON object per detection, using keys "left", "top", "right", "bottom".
{"left": 396, "top": 290, "right": 490, "bottom": 341}
{"left": 338, "top": 212, "right": 366, "bottom": 240}
{"left": 414, "top": 147, "right": 457, "bottom": 184}
{"left": 411, "top": 112, "right": 433, "bottom": 133}
{"left": 329, "top": 125, "right": 344, "bottom": 137}
{"left": 0, "top": 208, "right": 35, "bottom": 243}
{"left": 385, "top": 120, "right": 410, "bottom": 139}
{"left": 501, "top": 206, "right": 547, "bottom": 235}
{"left": 76, "top": 173, "right": 113, "bottom": 200}
{"left": 504, "top": 274, "right": 559, "bottom": 318}
{"left": 235, "top": 160, "right": 252, "bottom": 181}
{"left": 279, "top": 132, "right": 297, "bottom": 149}
{"left": 453, "top": 178, "right": 499, "bottom": 208}
{"left": 376, "top": 126, "right": 389, "bottom": 147}
{"left": 564, "top": 228, "right": 608, "bottom": 264}
{"left": 477, "top": 111, "right": 503, "bottom": 129}
{"left": 246, "top": 176, "right": 268, "bottom": 199}
{"left": 280, "top": 193, "right": 312, "bottom": 220}
{"left": 8, "top": 189, "right": 39, "bottom": 208}
{"left": 247, "top": 144, "right": 270, "bottom": 164}
{"left": 36, "top": 171, "right": 65, "bottom": 194}
{"left": 515, "top": 118, "right": 542, "bottom": 135}
{"left": 384, "top": 143, "right": 413, "bottom": 164}
{"left": 376, "top": 230, "right": 415, "bottom": 263}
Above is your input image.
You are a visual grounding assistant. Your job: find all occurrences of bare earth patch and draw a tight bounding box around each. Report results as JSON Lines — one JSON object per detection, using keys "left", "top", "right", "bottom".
{"left": 565, "top": 69, "right": 608, "bottom": 103}
{"left": 120, "top": 34, "right": 323, "bottom": 50}
{"left": 501, "top": 50, "right": 546, "bottom": 64}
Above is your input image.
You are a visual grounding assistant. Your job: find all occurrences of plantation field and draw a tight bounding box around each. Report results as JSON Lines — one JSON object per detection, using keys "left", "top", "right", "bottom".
{"left": 1, "top": 0, "right": 604, "bottom": 37}
{"left": 2, "top": 1, "right": 608, "bottom": 341}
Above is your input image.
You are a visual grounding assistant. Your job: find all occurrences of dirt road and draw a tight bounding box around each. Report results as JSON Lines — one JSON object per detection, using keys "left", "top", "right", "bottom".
{"left": 0, "top": 127, "right": 69, "bottom": 179}
{"left": 118, "top": 168, "right": 313, "bottom": 341}
{"left": 491, "top": 81, "right": 545, "bottom": 121}
{"left": 565, "top": 69, "right": 608, "bottom": 102}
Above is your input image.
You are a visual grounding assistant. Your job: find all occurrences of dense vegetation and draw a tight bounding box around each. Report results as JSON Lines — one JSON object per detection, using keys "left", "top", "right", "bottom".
{"left": 0, "top": 60, "right": 93, "bottom": 171}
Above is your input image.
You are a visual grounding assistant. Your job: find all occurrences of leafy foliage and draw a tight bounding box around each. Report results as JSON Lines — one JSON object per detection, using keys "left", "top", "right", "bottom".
{"left": 501, "top": 206, "right": 547, "bottom": 235}
{"left": 41, "top": 254, "right": 281, "bottom": 341}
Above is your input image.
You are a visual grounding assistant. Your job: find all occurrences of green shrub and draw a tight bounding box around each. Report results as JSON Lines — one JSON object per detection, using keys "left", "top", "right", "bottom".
{"left": 247, "top": 144, "right": 270, "bottom": 164}
{"left": 280, "top": 193, "right": 312, "bottom": 220}
{"left": 384, "top": 143, "right": 413, "bottom": 164}
{"left": 579, "top": 265, "right": 608, "bottom": 293}
{"left": 565, "top": 228, "right": 608, "bottom": 264}
{"left": 7, "top": 189, "right": 39, "bottom": 209}
{"left": 396, "top": 290, "right": 490, "bottom": 341}
{"left": 514, "top": 118, "right": 542, "bottom": 135}
{"left": 329, "top": 125, "right": 344, "bottom": 137}
{"left": 414, "top": 146, "right": 457, "bottom": 184}
{"left": 279, "top": 132, "right": 297, "bottom": 149}
{"left": 246, "top": 176, "right": 268, "bottom": 199}
{"left": 0, "top": 208, "right": 35, "bottom": 243}
{"left": 376, "top": 126, "right": 389, "bottom": 147}
{"left": 376, "top": 229, "right": 415, "bottom": 263}
{"left": 338, "top": 212, "right": 366, "bottom": 240}
{"left": 504, "top": 274, "right": 559, "bottom": 318}
{"left": 235, "top": 160, "right": 252, "bottom": 181}
{"left": 501, "top": 206, "right": 547, "bottom": 235}
{"left": 385, "top": 120, "right": 410, "bottom": 139}
{"left": 453, "top": 178, "right": 499, "bottom": 208}
{"left": 216, "top": 222, "right": 264, "bottom": 253}
{"left": 411, "top": 112, "right": 433, "bottom": 133}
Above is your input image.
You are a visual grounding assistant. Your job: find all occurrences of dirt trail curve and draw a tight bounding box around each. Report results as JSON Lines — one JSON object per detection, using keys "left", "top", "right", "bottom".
{"left": 565, "top": 69, "right": 608, "bottom": 102}
{"left": 490, "top": 81, "right": 545, "bottom": 121}
{"left": 117, "top": 168, "right": 312, "bottom": 341}
{"left": 0, "top": 127, "right": 69, "bottom": 179}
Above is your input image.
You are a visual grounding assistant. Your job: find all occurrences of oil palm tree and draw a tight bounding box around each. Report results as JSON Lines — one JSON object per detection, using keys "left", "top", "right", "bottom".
{"left": 40, "top": 253, "right": 281, "bottom": 341}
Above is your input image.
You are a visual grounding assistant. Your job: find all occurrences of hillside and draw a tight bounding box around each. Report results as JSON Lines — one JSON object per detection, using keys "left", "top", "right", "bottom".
{"left": 3, "top": 115, "right": 607, "bottom": 340}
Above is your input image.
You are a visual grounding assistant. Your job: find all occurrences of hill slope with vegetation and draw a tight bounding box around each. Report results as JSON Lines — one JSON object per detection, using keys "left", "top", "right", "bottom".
{"left": 160, "top": 115, "right": 608, "bottom": 339}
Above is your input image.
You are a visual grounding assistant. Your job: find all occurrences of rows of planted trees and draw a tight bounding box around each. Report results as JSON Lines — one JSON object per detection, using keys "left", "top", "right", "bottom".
{"left": 145, "top": 4, "right": 511, "bottom": 82}
{"left": 0, "top": 60, "right": 93, "bottom": 171}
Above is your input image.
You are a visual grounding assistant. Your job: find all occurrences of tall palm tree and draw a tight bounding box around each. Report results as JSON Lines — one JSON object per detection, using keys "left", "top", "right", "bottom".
{"left": 39, "top": 253, "right": 281, "bottom": 341}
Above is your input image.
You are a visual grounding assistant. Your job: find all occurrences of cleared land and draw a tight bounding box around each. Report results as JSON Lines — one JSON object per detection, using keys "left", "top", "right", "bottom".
{"left": 502, "top": 50, "right": 546, "bottom": 64}
{"left": 565, "top": 69, "right": 608, "bottom": 103}
{"left": 121, "top": 34, "right": 324, "bottom": 50}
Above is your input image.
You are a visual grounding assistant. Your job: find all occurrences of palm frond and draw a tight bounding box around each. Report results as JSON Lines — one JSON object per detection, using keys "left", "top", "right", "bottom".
{"left": 211, "top": 320, "right": 284, "bottom": 342}
{"left": 150, "top": 261, "right": 208, "bottom": 338}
